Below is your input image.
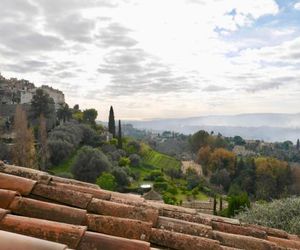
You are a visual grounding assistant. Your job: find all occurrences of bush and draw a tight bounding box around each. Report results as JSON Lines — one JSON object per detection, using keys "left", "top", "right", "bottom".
{"left": 226, "top": 193, "right": 250, "bottom": 217}
{"left": 153, "top": 182, "right": 169, "bottom": 192}
{"left": 71, "top": 146, "right": 112, "bottom": 183}
{"left": 112, "top": 167, "right": 130, "bottom": 190}
{"left": 163, "top": 192, "right": 177, "bottom": 205}
{"left": 79, "top": 124, "right": 102, "bottom": 146}
{"left": 237, "top": 197, "right": 300, "bottom": 234}
{"left": 96, "top": 172, "right": 117, "bottom": 191}
{"left": 48, "top": 139, "right": 74, "bottom": 165}
{"left": 119, "top": 157, "right": 130, "bottom": 167}
{"left": 144, "top": 170, "right": 163, "bottom": 181}
{"left": 129, "top": 154, "right": 141, "bottom": 167}
{"left": 126, "top": 140, "right": 141, "bottom": 154}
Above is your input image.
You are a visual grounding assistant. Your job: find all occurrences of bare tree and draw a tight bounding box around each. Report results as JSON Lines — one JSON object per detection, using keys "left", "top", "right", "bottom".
{"left": 12, "top": 105, "right": 37, "bottom": 168}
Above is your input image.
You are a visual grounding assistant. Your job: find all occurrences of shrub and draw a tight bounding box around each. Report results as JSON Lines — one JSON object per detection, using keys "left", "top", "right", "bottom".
{"left": 112, "top": 167, "right": 130, "bottom": 190}
{"left": 79, "top": 124, "right": 102, "bottom": 146}
{"left": 237, "top": 197, "right": 300, "bottom": 234}
{"left": 144, "top": 170, "right": 163, "bottom": 181}
{"left": 153, "top": 182, "right": 169, "bottom": 192}
{"left": 48, "top": 139, "right": 74, "bottom": 165}
{"left": 119, "top": 157, "right": 130, "bottom": 167}
{"left": 226, "top": 192, "right": 250, "bottom": 217}
{"left": 163, "top": 192, "right": 177, "bottom": 205}
{"left": 71, "top": 146, "right": 112, "bottom": 183}
{"left": 126, "top": 140, "right": 141, "bottom": 154}
{"left": 129, "top": 154, "right": 141, "bottom": 167}
{"left": 96, "top": 172, "right": 117, "bottom": 191}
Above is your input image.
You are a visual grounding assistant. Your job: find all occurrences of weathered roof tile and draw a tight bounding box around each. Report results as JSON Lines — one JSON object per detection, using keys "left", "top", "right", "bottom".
{"left": 87, "top": 214, "right": 152, "bottom": 241}
{"left": 0, "top": 230, "right": 70, "bottom": 250}
{"left": 150, "top": 228, "right": 221, "bottom": 250}
{"left": 0, "top": 214, "right": 86, "bottom": 249}
{"left": 78, "top": 231, "right": 151, "bottom": 250}
{"left": 8, "top": 196, "right": 87, "bottom": 225}
{"left": 0, "top": 189, "right": 19, "bottom": 209}
{"left": 0, "top": 172, "right": 36, "bottom": 195}
{"left": 31, "top": 183, "right": 93, "bottom": 208}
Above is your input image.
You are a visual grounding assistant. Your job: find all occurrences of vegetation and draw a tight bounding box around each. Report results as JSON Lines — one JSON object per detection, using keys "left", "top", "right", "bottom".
{"left": 96, "top": 172, "right": 117, "bottom": 191}
{"left": 108, "top": 106, "right": 116, "bottom": 137}
{"left": 12, "top": 105, "right": 37, "bottom": 168}
{"left": 237, "top": 197, "right": 300, "bottom": 234}
{"left": 71, "top": 146, "right": 112, "bottom": 183}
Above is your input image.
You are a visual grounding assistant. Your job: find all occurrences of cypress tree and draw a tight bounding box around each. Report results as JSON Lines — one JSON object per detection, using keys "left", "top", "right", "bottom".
{"left": 297, "top": 139, "right": 300, "bottom": 151}
{"left": 118, "top": 120, "right": 123, "bottom": 149}
{"left": 108, "top": 106, "right": 116, "bottom": 137}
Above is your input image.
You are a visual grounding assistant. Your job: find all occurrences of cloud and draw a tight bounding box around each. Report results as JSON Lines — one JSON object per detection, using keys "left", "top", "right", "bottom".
{"left": 96, "top": 22, "right": 138, "bottom": 48}
{"left": 47, "top": 13, "right": 95, "bottom": 43}
{"left": 202, "top": 85, "right": 228, "bottom": 92}
{"left": 294, "top": 2, "right": 300, "bottom": 10}
{"left": 2, "top": 60, "right": 48, "bottom": 73}
{"left": 98, "top": 48, "right": 195, "bottom": 96}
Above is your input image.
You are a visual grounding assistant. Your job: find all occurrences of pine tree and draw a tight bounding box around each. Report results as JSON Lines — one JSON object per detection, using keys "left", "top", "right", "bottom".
{"left": 297, "top": 139, "right": 300, "bottom": 151}
{"left": 108, "top": 106, "right": 116, "bottom": 137}
{"left": 118, "top": 120, "right": 123, "bottom": 149}
{"left": 12, "top": 105, "right": 37, "bottom": 168}
{"left": 39, "top": 114, "right": 48, "bottom": 170}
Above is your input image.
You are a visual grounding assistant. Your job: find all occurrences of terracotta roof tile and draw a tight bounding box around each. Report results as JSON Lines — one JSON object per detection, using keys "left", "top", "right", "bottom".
{"left": 0, "top": 189, "right": 19, "bottom": 209}
{"left": 0, "top": 164, "right": 51, "bottom": 184}
{"left": 268, "top": 236, "right": 300, "bottom": 249}
{"left": 248, "top": 224, "right": 289, "bottom": 239}
{"left": 77, "top": 231, "right": 150, "bottom": 250}
{"left": 8, "top": 196, "right": 87, "bottom": 225}
{"left": 0, "top": 208, "right": 10, "bottom": 221}
{"left": 86, "top": 214, "right": 152, "bottom": 241}
{"left": 0, "top": 214, "right": 86, "bottom": 249}
{"left": 50, "top": 181, "right": 111, "bottom": 200}
{"left": 31, "top": 183, "right": 93, "bottom": 208}
{"left": 51, "top": 176, "right": 99, "bottom": 189}
{"left": 0, "top": 230, "right": 69, "bottom": 250}
{"left": 156, "top": 216, "right": 212, "bottom": 238}
{"left": 212, "top": 231, "right": 280, "bottom": 250}
{"left": 87, "top": 198, "right": 159, "bottom": 225}
{"left": 211, "top": 220, "right": 267, "bottom": 239}
{"left": 150, "top": 228, "right": 221, "bottom": 250}
{"left": 0, "top": 172, "right": 36, "bottom": 195}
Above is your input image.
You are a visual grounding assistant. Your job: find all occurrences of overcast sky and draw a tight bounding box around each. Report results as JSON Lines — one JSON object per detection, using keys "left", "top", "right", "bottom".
{"left": 1, "top": 0, "right": 300, "bottom": 120}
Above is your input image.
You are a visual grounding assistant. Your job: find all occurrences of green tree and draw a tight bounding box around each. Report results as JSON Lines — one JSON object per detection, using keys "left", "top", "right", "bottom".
{"left": 83, "top": 109, "right": 98, "bottom": 125}
{"left": 108, "top": 106, "right": 116, "bottom": 138}
{"left": 71, "top": 146, "right": 112, "bottom": 183}
{"left": 297, "top": 139, "right": 300, "bottom": 151}
{"left": 31, "top": 88, "right": 55, "bottom": 118}
{"left": 57, "top": 103, "right": 72, "bottom": 123}
{"left": 118, "top": 119, "right": 122, "bottom": 149}
{"left": 96, "top": 172, "right": 117, "bottom": 191}
{"left": 189, "top": 130, "right": 210, "bottom": 152}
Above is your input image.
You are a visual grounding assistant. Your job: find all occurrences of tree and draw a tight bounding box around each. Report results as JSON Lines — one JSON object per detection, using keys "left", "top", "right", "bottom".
{"left": 31, "top": 88, "right": 55, "bottom": 118}
{"left": 108, "top": 106, "right": 116, "bottom": 138}
{"left": 297, "top": 139, "right": 300, "bottom": 151}
{"left": 71, "top": 146, "right": 112, "bottom": 183}
{"left": 12, "top": 105, "right": 37, "bottom": 168}
{"left": 189, "top": 130, "right": 210, "bottom": 152}
{"left": 208, "top": 148, "right": 236, "bottom": 175}
{"left": 96, "top": 172, "right": 117, "bottom": 191}
{"left": 38, "top": 114, "right": 48, "bottom": 170}
{"left": 73, "top": 104, "right": 80, "bottom": 111}
{"left": 57, "top": 103, "right": 72, "bottom": 123}
{"left": 117, "top": 120, "right": 122, "bottom": 149}
{"left": 83, "top": 109, "right": 98, "bottom": 125}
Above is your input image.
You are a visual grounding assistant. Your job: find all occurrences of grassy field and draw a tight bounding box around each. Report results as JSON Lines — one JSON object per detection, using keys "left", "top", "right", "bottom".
{"left": 141, "top": 143, "right": 181, "bottom": 171}
{"left": 50, "top": 148, "right": 79, "bottom": 176}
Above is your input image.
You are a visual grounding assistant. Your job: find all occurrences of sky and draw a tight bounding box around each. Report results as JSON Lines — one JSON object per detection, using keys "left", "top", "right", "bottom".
{"left": 1, "top": 0, "right": 300, "bottom": 120}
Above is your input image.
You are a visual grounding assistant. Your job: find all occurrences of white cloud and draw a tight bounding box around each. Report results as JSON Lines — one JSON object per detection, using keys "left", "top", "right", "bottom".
{"left": 294, "top": 2, "right": 300, "bottom": 10}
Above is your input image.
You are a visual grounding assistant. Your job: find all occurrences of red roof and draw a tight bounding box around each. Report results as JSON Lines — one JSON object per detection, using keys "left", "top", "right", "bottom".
{"left": 0, "top": 161, "right": 300, "bottom": 250}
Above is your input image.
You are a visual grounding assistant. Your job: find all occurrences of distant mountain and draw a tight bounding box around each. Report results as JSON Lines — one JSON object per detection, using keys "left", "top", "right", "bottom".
{"left": 125, "top": 113, "right": 300, "bottom": 143}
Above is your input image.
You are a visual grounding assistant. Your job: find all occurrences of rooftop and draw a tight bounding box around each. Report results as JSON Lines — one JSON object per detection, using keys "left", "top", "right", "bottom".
{"left": 0, "top": 161, "right": 299, "bottom": 250}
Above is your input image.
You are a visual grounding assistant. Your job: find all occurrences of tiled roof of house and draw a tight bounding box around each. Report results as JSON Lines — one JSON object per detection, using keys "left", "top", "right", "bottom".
{"left": 0, "top": 161, "right": 300, "bottom": 250}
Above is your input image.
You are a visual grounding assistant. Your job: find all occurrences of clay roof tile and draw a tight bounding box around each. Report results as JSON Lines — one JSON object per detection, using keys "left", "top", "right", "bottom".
{"left": 0, "top": 208, "right": 9, "bottom": 222}
{"left": 0, "top": 189, "right": 19, "bottom": 209}
{"left": 31, "top": 183, "right": 93, "bottom": 209}
{"left": 0, "top": 230, "right": 69, "bottom": 250}
{"left": 0, "top": 173, "right": 36, "bottom": 195}
{"left": 8, "top": 196, "right": 87, "bottom": 225}
{"left": 0, "top": 214, "right": 86, "bottom": 249}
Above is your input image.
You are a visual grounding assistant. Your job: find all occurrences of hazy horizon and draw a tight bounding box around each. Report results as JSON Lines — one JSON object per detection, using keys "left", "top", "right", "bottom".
{"left": 1, "top": 0, "right": 300, "bottom": 119}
